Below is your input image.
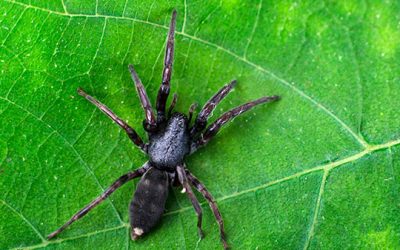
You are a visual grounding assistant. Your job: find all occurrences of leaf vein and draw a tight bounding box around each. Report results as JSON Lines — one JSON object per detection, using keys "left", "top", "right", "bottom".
{"left": 122, "top": 0, "right": 129, "bottom": 17}
{"left": 303, "top": 169, "right": 328, "bottom": 250}
{"left": 1, "top": 6, "right": 27, "bottom": 46}
{"left": 60, "top": 0, "right": 68, "bottom": 14}
{"left": 47, "top": 17, "right": 72, "bottom": 69}
{"left": 324, "top": 2, "right": 366, "bottom": 145}
{"left": 0, "top": 199, "right": 46, "bottom": 242}
{"left": 0, "top": 96, "right": 124, "bottom": 224}
{"left": 86, "top": 18, "right": 107, "bottom": 74}
{"left": 182, "top": 0, "right": 188, "bottom": 33}
{"left": 243, "top": 0, "right": 262, "bottom": 59}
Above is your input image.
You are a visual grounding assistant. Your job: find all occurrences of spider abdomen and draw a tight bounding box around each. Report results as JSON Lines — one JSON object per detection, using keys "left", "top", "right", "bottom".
{"left": 148, "top": 113, "right": 190, "bottom": 170}
{"left": 130, "top": 167, "right": 169, "bottom": 239}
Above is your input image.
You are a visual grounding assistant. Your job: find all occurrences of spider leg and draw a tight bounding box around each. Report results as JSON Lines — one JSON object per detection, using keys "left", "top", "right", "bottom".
{"left": 156, "top": 10, "right": 177, "bottom": 122}
{"left": 167, "top": 93, "right": 178, "bottom": 117}
{"left": 186, "top": 170, "right": 229, "bottom": 250}
{"left": 190, "top": 80, "right": 236, "bottom": 136}
{"left": 188, "top": 103, "right": 198, "bottom": 123}
{"left": 190, "top": 95, "right": 280, "bottom": 153}
{"left": 47, "top": 164, "right": 149, "bottom": 239}
{"left": 128, "top": 65, "right": 157, "bottom": 131}
{"left": 77, "top": 88, "right": 147, "bottom": 152}
{"left": 176, "top": 164, "right": 204, "bottom": 239}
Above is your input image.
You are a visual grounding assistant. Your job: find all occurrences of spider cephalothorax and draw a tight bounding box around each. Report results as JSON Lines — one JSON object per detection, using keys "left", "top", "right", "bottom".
{"left": 47, "top": 10, "right": 279, "bottom": 249}
{"left": 147, "top": 112, "right": 190, "bottom": 169}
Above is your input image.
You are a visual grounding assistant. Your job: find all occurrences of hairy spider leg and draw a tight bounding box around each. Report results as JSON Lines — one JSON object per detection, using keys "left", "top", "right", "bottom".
{"left": 167, "top": 93, "right": 178, "bottom": 117}
{"left": 176, "top": 164, "right": 204, "bottom": 238}
{"left": 188, "top": 103, "right": 198, "bottom": 123}
{"left": 77, "top": 88, "right": 146, "bottom": 152}
{"left": 128, "top": 65, "right": 157, "bottom": 131}
{"left": 47, "top": 164, "right": 150, "bottom": 239}
{"left": 191, "top": 95, "right": 280, "bottom": 153}
{"left": 190, "top": 80, "right": 237, "bottom": 136}
{"left": 186, "top": 171, "right": 228, "bottom": 250}
{"left": 156, "top": 10, "right": 177, "bottom": 122}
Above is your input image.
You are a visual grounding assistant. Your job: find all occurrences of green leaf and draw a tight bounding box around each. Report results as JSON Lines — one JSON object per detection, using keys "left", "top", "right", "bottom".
{"left": 1, "top": 0, "right": 399, "bottom": 249}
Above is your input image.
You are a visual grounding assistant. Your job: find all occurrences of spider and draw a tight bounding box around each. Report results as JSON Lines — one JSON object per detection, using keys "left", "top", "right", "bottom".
{"left": 47, "top": 10, "right": 279, "bottom": 249}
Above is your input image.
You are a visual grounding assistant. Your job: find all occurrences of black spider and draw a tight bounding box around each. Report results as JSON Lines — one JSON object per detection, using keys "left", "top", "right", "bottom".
{"left": 47, "top": 10, "right": 279, "bottom": 249}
